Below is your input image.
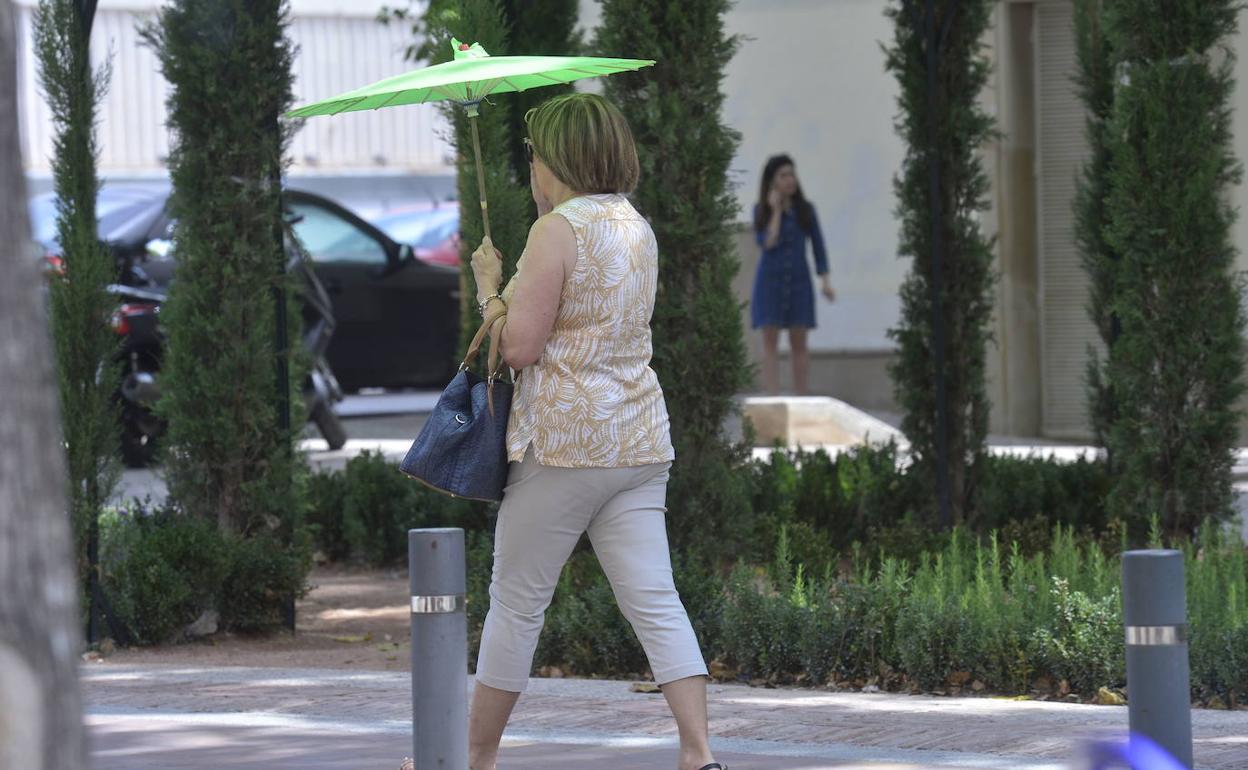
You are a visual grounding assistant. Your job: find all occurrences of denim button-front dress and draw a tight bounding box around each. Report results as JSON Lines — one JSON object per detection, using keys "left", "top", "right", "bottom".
{"left": 750, "top": 204, "right": 828, "bottom": 330}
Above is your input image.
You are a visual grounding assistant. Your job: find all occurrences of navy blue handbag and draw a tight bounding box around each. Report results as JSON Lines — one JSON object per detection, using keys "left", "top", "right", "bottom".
{"left": 400, "top": 306, "right": 512, "bottom": 502}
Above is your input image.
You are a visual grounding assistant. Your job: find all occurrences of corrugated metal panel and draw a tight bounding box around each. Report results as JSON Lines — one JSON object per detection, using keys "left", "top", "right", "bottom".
{"left": 1035, "top": 0, "right": 1097, "bottom": 439}
{"left": 94, "top": 8, "right": 169, "bottom": 171}
{"left": 15, "top": 4, "right": 50, "bottom": 174}
{"left": 16, "top": 6, "right": 452, "bottom": 175}
{"left": 287, "top": 15, "right": 450, "bottom": 173}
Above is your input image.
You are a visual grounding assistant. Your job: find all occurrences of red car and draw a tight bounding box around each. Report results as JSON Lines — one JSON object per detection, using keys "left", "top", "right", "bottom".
{"left": 370, "top": 206, "right": 460, "bottom": 268}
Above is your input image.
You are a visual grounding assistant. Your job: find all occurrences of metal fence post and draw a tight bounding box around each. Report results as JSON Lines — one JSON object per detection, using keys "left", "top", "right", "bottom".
{"left": 1122, "top": 549, "right": 1193, "bottom": 769}
{"left": 409, "top": 528, "right": 468, "bottom": 769}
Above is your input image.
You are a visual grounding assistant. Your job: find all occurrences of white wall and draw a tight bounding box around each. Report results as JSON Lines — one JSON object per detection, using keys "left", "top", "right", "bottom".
{"left": 14, "top": 0, "right": 452, "bottom": 178}
{"left": 581, "top": 0, "right": 907, "bottom": 353}
{"left": 1231, "top": 17, "right": 1248, "bottom": 278}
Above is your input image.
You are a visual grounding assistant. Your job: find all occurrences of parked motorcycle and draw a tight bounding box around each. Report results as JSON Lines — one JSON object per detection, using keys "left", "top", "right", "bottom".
{"left": 108, "top": 242, "right": 348, "bottom": 468}
{"left": 107, "top": 282, "right": 165, "bottom": 467}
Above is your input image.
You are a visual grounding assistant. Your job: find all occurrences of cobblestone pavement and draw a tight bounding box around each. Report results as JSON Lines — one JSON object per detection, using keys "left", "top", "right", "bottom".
{"left": 82, "top": 664, "right": 1248, "bottom": 769}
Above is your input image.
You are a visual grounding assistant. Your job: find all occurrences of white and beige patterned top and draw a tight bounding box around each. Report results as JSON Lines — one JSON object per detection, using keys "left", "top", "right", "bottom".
{"left": 502, "top": 194, "right": 675, "bottom": 468}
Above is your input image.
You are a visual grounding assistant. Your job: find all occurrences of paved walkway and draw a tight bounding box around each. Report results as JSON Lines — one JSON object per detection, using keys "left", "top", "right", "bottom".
{"left": 83, "top": 664, "right": 1247, "bottom": 769}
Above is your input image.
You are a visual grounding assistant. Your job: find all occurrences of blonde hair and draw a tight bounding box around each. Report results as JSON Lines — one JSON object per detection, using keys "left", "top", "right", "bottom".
{"left": 524, "top": 93, "right": 640, "bottom": 194}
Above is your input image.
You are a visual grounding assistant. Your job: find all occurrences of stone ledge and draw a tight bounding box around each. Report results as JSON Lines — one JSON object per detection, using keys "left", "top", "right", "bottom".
{"left": 742, "top": 396, "right": 905, "bottom": 449}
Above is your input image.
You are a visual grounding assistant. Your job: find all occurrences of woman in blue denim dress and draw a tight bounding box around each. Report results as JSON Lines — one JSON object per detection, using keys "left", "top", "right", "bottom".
{"left": 751, "top": 154, "right": 835, "bottom": 395}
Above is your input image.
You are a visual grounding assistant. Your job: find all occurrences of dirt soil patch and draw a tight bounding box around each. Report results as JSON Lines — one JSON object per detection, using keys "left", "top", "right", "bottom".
{"left": 105, "top": 566, "right": 416, "bottom": 670}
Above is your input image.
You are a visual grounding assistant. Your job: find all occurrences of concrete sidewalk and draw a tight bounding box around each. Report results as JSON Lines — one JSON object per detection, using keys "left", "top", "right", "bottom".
{"left": 82, "top": 664, "right": 1247, "bottom": 769}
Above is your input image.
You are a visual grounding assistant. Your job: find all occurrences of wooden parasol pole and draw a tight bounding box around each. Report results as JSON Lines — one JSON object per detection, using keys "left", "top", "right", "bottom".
{"left": 465, "top": 99, "right": 491, "bottom": 243}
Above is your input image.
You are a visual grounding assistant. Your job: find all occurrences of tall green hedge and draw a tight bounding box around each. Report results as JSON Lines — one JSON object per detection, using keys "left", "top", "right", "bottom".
{"left": 1073, "top": 0, "right": 1120, "bottom": 455}
{"left": 391, "top": 0, "right": 573, "bottom": 361}
{"left": 1101, "top": 0, "right": 1245, "bottom": 534}
{"left": 34, "top": 0, "right": 120, "bottom": 640}
{"left": 884, "top": 1, "right": 997, "bottom": 527}
{"left": 428, "top": 1, "right": 530, "bottom": 360}
{"left": 503, "top": 0, "right": 581, "bottom": 189}
{"left": 142, "top": 0, "right": 305, "bottom": 534}
{"left": 595, "top": 0, "right": 753, "bottom": 560}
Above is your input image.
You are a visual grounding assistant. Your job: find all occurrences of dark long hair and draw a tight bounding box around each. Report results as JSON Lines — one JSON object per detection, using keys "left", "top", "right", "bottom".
{"left": 754, "top": 154, "right": 814, "bottom": 233}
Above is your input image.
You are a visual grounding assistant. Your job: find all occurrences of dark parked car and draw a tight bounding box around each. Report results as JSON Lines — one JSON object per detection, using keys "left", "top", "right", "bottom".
{"left": 283, "top": 193, "right": 460, "bottom": 390}
{"left": 30, "top": 187, "right": 462, "bottom": 391}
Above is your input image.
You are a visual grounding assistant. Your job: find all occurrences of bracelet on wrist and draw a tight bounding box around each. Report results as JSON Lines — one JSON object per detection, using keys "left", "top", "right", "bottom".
{"left": 478, "top": 293, "right": 504, "bottom": 316}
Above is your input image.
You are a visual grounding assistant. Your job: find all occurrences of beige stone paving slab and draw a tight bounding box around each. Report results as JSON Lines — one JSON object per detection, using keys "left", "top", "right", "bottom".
{"left": 81, "top": 663, "right": 1248, "bottom": 769}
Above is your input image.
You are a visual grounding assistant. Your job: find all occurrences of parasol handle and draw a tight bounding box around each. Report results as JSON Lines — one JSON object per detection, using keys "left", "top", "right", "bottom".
{"left": 468, "top": 111, "right": 492, "bottom": 243}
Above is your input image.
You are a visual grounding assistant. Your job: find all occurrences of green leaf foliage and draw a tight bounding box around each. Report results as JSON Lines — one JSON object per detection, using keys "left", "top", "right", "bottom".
{"left": 100, "top": 506, "right": 309, "bottom": 644}
{"left": 596, "top": 0, "right": 754, "bottom": 560}
{"left": 1100, "top": 0, "right": 1245, "bottom": 534}
{"left": 34, "top": 0, "right": 121, "bottom": 609}
{"left": 398, "top": 0, "right": 567, "bottom": 362}
{"left": 884, "top": 0, "right": 998, "bottom": 526}
{"left": 141, "top": 0, "right": 306, "bottom": 534}
{"left": 1073, "top": 0, "right": 1121, "bottom": 452}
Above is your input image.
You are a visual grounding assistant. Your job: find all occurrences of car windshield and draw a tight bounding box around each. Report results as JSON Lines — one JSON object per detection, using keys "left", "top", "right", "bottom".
{"left": 289, "top": 201, "right": 389, "bottom": 265}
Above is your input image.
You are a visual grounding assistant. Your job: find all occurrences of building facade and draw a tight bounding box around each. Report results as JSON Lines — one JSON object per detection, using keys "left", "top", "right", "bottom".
{"left": 17, "top": 0, "right": 1248, "bottom": 440}
{"left": 14, "top": 0, "right": 456, "bottom": 213}
{"left": 712, "top": 1, "right": 1248, "bottom": 440}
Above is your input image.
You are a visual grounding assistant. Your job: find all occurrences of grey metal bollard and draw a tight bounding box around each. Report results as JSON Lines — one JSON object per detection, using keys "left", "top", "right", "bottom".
{"left": 1122, "top": 549, "right": 1193, "bottom": 769}
{"left": 410, "top": 528, "right": 468, "bottom": 769}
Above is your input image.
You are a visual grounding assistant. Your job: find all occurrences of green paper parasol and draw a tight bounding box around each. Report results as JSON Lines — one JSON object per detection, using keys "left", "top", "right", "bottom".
{"left": 287, "top": 39, "right": 654, "bottom": 240}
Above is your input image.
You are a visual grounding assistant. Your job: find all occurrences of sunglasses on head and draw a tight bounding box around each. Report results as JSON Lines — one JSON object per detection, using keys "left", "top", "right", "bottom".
{"left": 524, "top": 139, "right": 535, "bottom": 165}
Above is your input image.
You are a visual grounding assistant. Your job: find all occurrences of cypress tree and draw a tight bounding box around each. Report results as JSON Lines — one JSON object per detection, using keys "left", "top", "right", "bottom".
{"left": 503, "top": 0, "right": 581, "bottom": 189}
{"left": 141, "top": 0, "right": 305, "bottom": 534}
{"left": 1101, "top": 0, "right": 1244, "bottom": 534}
{"left": 391, "top": 0, "right": 578, "bottom": 358}
{"left": 33, "top": 0, "right": 119, "bottom": 641}
{"left": 1073, "top": 0, "right": 1121, "bottom": 455}
{"left": 884, "top": 0, "right": 997, "bottom": 527}
{"left": 596, "top": 0, "right": 754, "bottom": 559}
{"left": 408, "top": 0, "right": 536, "bottom": 358}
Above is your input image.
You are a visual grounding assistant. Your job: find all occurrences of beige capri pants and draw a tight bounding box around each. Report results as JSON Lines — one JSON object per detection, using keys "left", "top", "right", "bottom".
{"left": 473, "top": 448, "right": 709, "bottom": 693}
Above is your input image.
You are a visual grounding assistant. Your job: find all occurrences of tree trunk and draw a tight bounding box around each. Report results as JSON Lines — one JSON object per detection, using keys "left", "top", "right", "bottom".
{"left": 0, "top": 4, "right": 88, "bottom": 768}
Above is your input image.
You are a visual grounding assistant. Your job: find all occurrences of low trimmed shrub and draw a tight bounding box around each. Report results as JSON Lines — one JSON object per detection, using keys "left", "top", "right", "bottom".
{"left": 100, "top": 508, "right": 229, "bottom": 645}
{"left": 100, "top": 505, "right": 311, "bottom": 644}
{"left": 219, "top": 531, "right": 310, "bottom": 632}
{"left": 306, "top": 451, "right": 493, "bottom": 565}
{"left": 745, "top": 446, "right": 1114, "bottom": 569}
{"left": 460, "top": 519, "right": 1246, "bottom": 700}
{"left": 1186, "top": 524, "right": 1248, "bottom": 703}
{"left": 1029, "top": 577, "right": 1124, "bottom": 694}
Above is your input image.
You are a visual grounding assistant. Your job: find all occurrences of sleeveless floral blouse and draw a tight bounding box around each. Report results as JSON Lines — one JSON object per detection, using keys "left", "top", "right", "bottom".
{"left": 502, "top": 194, "right": 674, "bottom": 468}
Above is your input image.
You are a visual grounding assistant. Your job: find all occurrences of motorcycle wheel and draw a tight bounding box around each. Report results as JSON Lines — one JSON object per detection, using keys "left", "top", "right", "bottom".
{"left": 120, "top": 418, "right": 159, "bottom": 468}
{"left": 312, "top": 401, "right": 348, "bottom": 451}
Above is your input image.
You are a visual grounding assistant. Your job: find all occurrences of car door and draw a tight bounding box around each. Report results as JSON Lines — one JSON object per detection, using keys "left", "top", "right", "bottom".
{"left": 287, "top": 198, "right": 398, "bottom": 391}
{"left": 286, "top": 196, "right": 459, "bottom": 390}
{"left": 376, "top": 252, "right": 461, "bottom": 387}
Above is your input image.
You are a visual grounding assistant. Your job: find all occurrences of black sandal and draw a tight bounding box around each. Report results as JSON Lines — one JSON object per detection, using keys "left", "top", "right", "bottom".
{"left": 697, "top": 765, "right": 726, "bottom": 770}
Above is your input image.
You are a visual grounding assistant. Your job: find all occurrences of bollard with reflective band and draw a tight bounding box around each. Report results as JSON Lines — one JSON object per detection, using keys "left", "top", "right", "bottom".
{"left": 1122, "top": 549, "right": 1193, "bottom": 769}
{"left": 410, "top": 528, "right": 468, "bottom": 769}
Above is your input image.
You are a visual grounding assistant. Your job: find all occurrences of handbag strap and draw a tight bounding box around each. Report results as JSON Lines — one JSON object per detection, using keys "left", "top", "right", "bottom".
{"left": 462, "top": 302, "right": 508, "bottom": 375}
{"left": 462, "top": 303, "right": 510, "bottom": 417}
